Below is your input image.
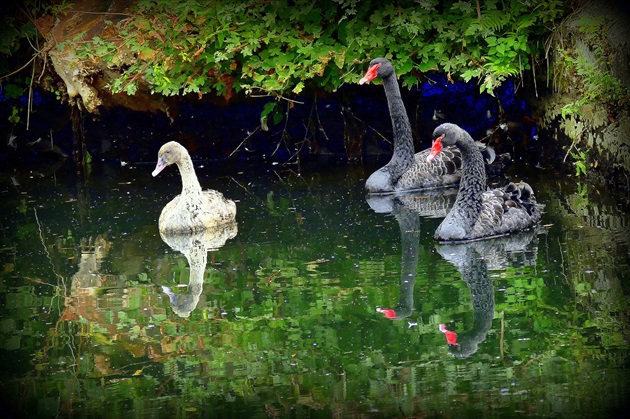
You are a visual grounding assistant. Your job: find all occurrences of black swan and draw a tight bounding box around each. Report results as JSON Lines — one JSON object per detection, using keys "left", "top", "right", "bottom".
{"left": 428, "top": 123, "right": 542, "bottom": 242}
{"left": 436, "top": 229, "right": 541, "bottom": 357}
{"left": 436, "top": 243, "right": 493, "bottom": 357}
{"left": 359, "top": 57, "right": 507, "bottom": 195}
{"left": 152, "top": 141, "right": 236, "bottom": 233}
{"left": 375, "top": 201, "right": 420, "bottom": 320}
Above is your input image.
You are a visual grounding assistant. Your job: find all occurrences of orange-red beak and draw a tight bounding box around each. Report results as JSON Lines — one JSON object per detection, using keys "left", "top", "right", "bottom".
{"left": 439, "top": 323, "right": 459, "bottom": 346}
{"left": 427, "top": 135, "right": 444, "bottom": 162}
{"left": 376, "top": 307, "right": 397, "bottom": 319}
{"left": 359, "top": 63, "right": 381, "bottom": 85}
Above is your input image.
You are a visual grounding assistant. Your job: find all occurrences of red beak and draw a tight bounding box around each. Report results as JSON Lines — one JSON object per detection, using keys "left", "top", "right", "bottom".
{"left": 359, "top": 63, "right": 381, "bottom": 85}
{"left": 439, "top": 323, "right": 458, "bottom": 346}
{"left": 376, "top": 307, "right": 397, "bottom": 319}
{"left": 426, "top": 136, "right": 444, "bottom": 162}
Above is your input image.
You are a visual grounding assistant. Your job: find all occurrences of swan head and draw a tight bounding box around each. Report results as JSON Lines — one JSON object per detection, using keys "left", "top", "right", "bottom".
{"left": 427, "top": 123, "right": 468, "bottom": 162}
{"left": 359, "top": 57, "right": 394, "bottom": 84}
{"left": 152, "top": 141, "right": 185, "bottom": 177}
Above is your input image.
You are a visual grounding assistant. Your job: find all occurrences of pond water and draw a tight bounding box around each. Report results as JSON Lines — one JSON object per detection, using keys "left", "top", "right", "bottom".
{"left": 0, "top": 158, "right": 628, "bottom": 418}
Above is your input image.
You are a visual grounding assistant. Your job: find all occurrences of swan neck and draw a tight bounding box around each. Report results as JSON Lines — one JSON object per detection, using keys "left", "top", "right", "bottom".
{"left": 397, "top": 208, "right": 420, "bottom": 285}
{"left": 447, "top": 132, "right": 486, "bottom": 231}
{"left": 459, "top": 247, "right": 494, "bottom": 346}
{"left": 382, "top": 75, "right": 414, "bottom": 173}
{"left": 459, "top": 139, "right": 486, "bottom": 196}
{"left": 187, "top": 239, "right": 209, "bottom": 285}
{"left": 176, "top": 153, "right": 203, "bottom": 196}
{"left": 392, "top": 206, "right": 419, "bottom": 316}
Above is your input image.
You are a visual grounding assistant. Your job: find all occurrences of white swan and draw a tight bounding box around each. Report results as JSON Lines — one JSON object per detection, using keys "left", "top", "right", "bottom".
{"left": 152, "top": 141, "right": 236, "bottom": 233}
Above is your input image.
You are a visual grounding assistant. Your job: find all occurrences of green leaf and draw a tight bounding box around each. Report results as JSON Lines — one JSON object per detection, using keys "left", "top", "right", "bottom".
{"left": 396, "top": 58, "right": 413, "bottom": 75}
{"left": 292, "top": 81, "right": 304, "bottom": 94}
{"left": 417, "top": 59, "right": 437, "bottom": 72}
{"left": 1, "top": 84, "right": 23, "bottom": 99}
{"left": 261, "top": 101, "right": 276, "bottom": 119}
{"left": 461, "top": 68, "right": 479, "bottom": 82}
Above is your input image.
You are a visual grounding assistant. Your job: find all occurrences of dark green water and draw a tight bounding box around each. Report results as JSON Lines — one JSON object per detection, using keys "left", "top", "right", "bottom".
{"left": 0, "top": 160, "right": 628, "bottom": 418}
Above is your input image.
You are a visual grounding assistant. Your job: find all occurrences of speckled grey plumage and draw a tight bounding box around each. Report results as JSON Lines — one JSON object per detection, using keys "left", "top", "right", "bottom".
{"left": 152, "top": 141, "right": 236, "bottom": 233}
{"left": 432, "top": 123, "right": 543, "bottom": 242}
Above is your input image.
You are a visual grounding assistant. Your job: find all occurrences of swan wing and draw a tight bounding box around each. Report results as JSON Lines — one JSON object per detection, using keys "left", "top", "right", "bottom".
{"left": 471, "top": 183, "right": 542, "bottom": 239}
{"left": 159, "top": 190, "right": 236, "bottom": 233}
{"left": 395, "top": 146, "right": 462, "bottom": 190}
{"left": 416, "top": 145, "right": 461, "bottom": 176}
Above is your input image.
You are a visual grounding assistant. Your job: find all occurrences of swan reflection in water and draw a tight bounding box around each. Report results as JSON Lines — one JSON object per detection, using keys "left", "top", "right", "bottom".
{"left": 369, "top": 190, "right": 457, "bottom": 320}
{"left": 159, "top": 222, "right": 237, "bottom": 318}
{"left": 370, "top": 198, "right": 422, "bottom": 320}
{"left": 368, "top": 192, "right": 542, "bottom": 358}
{"left": 435, "top": 231, "right": 540, "bottom": 358}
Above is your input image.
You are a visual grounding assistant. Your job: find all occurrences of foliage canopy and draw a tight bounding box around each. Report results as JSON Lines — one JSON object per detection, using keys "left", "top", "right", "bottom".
{"left": 52, "top": 0, "right": 565, "bottom": 98}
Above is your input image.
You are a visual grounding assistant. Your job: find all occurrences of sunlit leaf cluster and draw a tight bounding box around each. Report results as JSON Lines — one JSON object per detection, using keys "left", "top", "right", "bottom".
{"left": 64, "top": 0, "right": 564, "bottom": 98}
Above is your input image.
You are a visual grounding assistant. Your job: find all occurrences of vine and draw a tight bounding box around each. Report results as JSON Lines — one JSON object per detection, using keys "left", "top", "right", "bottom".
{"left": 551, "top": 15, "right": 630, "bottom": 176}
{"left": 556, "top": 17, "right": 629, "bottom": 119}
{"left": 1, "top": 0, "right": 566, "bottom": 150}
{"left": 51, "top": 0, "right": 564, "bottom": 99}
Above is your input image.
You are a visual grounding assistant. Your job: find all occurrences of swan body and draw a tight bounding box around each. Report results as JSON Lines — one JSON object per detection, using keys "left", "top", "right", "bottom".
{"left": 365, "top": 147, "right": 463, "bottom": 194}
{"left": 360, "top": 57, "right": 508, "bottom": 195}
{"left": 152, "top": 141, "right": 236, "bottom": 233}
{"left": 428, "top": 123, "right": 542, "bottom": 242}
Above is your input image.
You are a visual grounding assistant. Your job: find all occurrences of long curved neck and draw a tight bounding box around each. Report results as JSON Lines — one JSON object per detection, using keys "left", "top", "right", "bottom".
{"left": 393, "top": 206, "right": 420, "bottom": 317}
{"left": 443, "top": 245, "right": 493, "bottom": 357}
{"left": 176, "top": 153, "right": 203, "bottom": 196}
{"left": 460, "top": 247, "right": 493, "bottom": 342}
{"left": 448, "top": 131, "right": 486, "bottom": 232}
{"left": 382, "top": 74, "right": 414, "bottom": 175}
{"left": 187, "top": 238, "right": 208, "bottom": 285}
